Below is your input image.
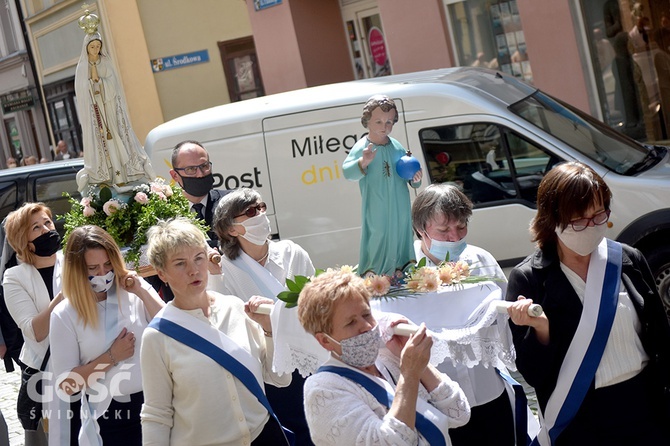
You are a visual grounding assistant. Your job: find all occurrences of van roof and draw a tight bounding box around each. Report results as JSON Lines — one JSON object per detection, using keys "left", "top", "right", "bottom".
{"left": 145, "top": 67, "right": 537, "bottom": 151}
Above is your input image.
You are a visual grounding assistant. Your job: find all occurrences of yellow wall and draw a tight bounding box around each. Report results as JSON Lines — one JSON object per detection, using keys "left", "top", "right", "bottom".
{"left": 136, "top": 0, "right": 253, "bottom": 122}
{"left": 100, "top": 0, "right": 164, "bottom": 143}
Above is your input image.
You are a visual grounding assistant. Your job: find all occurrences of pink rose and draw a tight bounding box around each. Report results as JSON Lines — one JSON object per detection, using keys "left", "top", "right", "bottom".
{"left": 162, "top": 184, "right": 173, "bottom": 197}
{"left": 80, "top": 197, "right": 92, "bottom": 207}
{"left": 150, "top": 183, "right": 163, "bottom": 194}
{"left": 103, "top": 199, "right": 121, "bottom": 216}
{"left": 83, "top": 205, "right": 95, "bottom": 217}
{"left": 134, "top": 192, "right": 149, "bottom": 204}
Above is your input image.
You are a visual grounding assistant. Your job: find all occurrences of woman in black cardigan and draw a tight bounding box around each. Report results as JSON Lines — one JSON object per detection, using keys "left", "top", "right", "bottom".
{"left": 505, "top": 161, "right": 670, "bottom": 446}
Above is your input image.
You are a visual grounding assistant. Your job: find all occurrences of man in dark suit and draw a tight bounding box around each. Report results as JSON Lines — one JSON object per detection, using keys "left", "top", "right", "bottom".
{"left": 148, "top": 141, "right": 230, "bottom": 302}
{"left": 169, "top": 140, "right": 231, "bottom": 245}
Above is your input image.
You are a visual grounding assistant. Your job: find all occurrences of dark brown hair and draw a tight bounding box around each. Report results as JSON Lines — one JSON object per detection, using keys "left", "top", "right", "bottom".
{"left": 361, "top": 95, "right": 399, "bottom": 128}
{"left": 531, "top": 161, "right": 611, "bottom": 249}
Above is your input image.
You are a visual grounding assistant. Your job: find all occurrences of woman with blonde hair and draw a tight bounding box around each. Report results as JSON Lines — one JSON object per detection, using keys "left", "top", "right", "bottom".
{"left": 3, "top": 202, "right": 67, "bottom": 445}
{"left": 141, "top": 217, "right": 291, "bottom": 445}
{"left": 49, "top": 225, "right": 164, "bottom": 445}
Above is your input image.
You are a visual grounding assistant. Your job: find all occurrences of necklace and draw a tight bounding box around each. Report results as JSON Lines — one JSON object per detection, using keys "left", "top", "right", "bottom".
{"left": 254, "top": 247, "right": 270, "bottom": 264}
{"left": 256, "top": 250, "right": 269, "bottom": 264}
{"left": 88, "top": 59, "right": 99, "bottom": 66}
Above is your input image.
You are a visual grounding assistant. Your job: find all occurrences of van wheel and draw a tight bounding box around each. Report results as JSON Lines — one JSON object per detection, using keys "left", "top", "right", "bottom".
{"left": 646, "top": 247, "right": 670, "bottom": 320}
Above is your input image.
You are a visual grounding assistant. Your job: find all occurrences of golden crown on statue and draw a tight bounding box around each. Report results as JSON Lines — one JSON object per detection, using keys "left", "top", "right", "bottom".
{"left": 78, "top": 4, "right": 100, "bottom": 35}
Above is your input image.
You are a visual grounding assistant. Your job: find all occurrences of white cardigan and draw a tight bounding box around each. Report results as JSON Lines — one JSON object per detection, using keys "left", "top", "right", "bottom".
{"left": 209, "top": 239, "right": 315, "bottom": 301}
{"left": 3, "top": 251, "right": 63, "bottom": 369}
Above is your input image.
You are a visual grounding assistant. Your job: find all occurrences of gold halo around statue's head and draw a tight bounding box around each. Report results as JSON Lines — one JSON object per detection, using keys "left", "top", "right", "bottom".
{"left": 78, "top": 7, "right": 100, "bottom": 35}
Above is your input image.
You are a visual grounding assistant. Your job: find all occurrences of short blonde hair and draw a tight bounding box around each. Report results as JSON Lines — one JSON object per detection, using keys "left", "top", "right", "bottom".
{"left": 298, "top": 270, "right": 370, "bottom": 335}
{"left": 147, "top": 217, "right": 208, "bottom": 271}
{"left": 4, "top": 202, "right": 54, "bottom": 265}
{"left": 63, "top": 226, "right": 129, "bottom": 329}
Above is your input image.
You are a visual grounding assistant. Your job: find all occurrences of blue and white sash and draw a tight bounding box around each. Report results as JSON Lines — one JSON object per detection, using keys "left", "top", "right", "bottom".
{"left": 532, "top": 238, "right": 622, "bottom": 446}
{"left": 148, "top": 304, "right": 293, "bottom": 445}
{"left": 78, "top": 285, "right": 122, "bottom": 446}
{"left": 231, "top": 249, "right": 285, "bottom": 300}
{"left": 498, "top": 368, "right": 540, "bottom": 445}
{"left": 318, "top": 364, "right": 451, "bottom": 446}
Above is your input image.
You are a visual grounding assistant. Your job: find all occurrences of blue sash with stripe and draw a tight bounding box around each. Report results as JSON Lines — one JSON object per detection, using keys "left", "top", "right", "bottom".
{"left": 148, "top": 317, "right": 294, "bottom": 445}
{"left": 318, "top": 365, "right": 447, "bottom": 446}
{"left": 532, "top": 239, "right": 622, "bottom": 445}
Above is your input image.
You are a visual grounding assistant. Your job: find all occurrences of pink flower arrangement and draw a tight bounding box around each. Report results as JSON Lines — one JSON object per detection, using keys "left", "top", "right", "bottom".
{"left": 134, "top": 191, "right": 149, "bottom": 205}
{"left": 62, "top": 178, "right": 202, "bottom": 268}
{"left": 102, "top": 199, "right": 123, "bottom": 216}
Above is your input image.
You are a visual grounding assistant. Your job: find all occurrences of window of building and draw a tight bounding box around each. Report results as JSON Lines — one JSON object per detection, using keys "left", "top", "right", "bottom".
{"left": 419, "top": 122, "right": 555, "bottom": 205}
{"left": 0, "top": 0, "right": 19, "bottom": 55}
{"left": 218, "top": 37, "right": 265, "bottom": 102}
{"left": 45, "top": 80, "right": 81, "bottom": 154}
{"left": 580, "top": 0, "right": 670, "bottom": 143}
{"left": 444, "top": 0, "right": 533, "bottom": 83}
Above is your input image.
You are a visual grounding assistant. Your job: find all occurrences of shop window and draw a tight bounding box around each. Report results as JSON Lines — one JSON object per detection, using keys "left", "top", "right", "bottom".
{"left": 419, "top": 123, "right": 555, "bottom": 205}
{"left": 444, "top": 0, "right": 533, "bottom": 83}
{"left": 580, "top": 0, "right": 669, "bottom": 142}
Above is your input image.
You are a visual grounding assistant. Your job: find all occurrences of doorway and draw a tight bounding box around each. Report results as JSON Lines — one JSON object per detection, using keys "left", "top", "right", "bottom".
{"left": 341, "top": 1, "right": 392, "bottom": 79}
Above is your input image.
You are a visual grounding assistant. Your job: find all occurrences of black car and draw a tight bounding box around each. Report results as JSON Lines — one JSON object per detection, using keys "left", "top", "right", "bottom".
{"left": 0, "top": 159, "right": 82, "bottom": 371}
{"left": 0, "top": 158, "right": 83, "bottom": 233}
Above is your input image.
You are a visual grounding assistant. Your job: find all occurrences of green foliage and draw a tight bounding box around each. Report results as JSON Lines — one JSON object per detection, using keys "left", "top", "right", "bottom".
{"left": 277, "top": 268, "right": 326, "bottom": 308}
{"left": 59, "top": 180, "right": 208, "bottom": 269}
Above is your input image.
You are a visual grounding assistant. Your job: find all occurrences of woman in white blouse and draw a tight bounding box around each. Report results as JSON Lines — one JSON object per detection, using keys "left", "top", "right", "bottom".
{"left": 210, "top": 187, "right": 316, "bottom": 445}
{"left": 298, "top": 270, "right": 471, "bottom": 446}
{"left": 4, "top": 203, "right": 68, "bottom": 445}
{"left": 141, "top": 218, "right": 291, "bottom": 445}
{"left": 49, "top": 225, "right": 164, "bottom": 445}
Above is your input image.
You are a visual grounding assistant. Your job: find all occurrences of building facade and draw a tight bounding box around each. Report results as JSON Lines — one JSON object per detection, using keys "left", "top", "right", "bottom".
{"left": 14, "top": 0, "right": 670, "bottom": 162}
{"left": 0, "top": 0, "right": 51, "bottom": 167}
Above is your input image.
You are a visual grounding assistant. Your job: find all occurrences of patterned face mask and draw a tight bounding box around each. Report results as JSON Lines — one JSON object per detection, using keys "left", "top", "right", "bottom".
{"left": 89, "top": 270, "right": 115, "bottom": 293}
{"left": 326, "top": 325, "right": 381, "bottom": 368}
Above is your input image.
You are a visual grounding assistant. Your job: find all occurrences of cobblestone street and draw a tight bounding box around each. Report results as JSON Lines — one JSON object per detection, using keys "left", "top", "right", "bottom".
{"left": 0, "top": 367, "right": 23, "bottom": 446}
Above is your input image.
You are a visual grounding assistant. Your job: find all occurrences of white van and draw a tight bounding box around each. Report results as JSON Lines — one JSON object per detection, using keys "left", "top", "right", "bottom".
{"left": 144, "top": 67, "right": 670, "bottom": 308}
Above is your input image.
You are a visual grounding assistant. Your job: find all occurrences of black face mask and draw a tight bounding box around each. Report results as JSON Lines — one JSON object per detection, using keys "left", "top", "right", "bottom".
{"left": 31, "top": 230, "right": 61, "bottom": 257}
{"left": 178, "top": 173, "right": 214, "bottom": 198}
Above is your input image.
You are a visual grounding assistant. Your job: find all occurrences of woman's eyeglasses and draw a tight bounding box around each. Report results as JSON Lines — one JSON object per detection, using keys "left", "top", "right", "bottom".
{"left": 174, "top": 161, "right": 212, "bottom": 176}
{"left": 569, "top": 209, "right": 611, "bottom": 231}
{"left": 235, "top": 202, "right": 267, "bottom": 218}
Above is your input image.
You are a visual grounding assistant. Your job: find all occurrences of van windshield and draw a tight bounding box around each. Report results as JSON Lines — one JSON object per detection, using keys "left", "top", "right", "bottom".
{"left": 509, "top": 91, "right": 666, "bottom": 175}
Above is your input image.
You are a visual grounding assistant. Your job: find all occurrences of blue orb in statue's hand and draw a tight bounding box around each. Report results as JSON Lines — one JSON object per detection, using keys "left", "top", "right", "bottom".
{"left": 396, "top": 152, "right": 421, "bottom": 180}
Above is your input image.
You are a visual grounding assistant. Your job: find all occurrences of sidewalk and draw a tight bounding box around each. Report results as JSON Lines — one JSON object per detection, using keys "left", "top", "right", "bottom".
{"left": 0, "top": 366, "right": 23, "bottom": 446}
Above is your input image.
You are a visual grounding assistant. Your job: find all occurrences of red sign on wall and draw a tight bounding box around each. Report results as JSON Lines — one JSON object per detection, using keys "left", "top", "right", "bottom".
{"left": 368, "top": 27, "right": 387, "bottom": 66}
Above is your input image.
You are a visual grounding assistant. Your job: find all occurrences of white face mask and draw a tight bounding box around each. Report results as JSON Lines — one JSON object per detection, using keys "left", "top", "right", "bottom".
{"left": 89, "top": 270, "right": 115, "bottom": 293}
{"left": 233, "top": 213, "right": 271, "bottom": 246}
{"left": 555, "top": 224, "right": 607, "bottom": 256}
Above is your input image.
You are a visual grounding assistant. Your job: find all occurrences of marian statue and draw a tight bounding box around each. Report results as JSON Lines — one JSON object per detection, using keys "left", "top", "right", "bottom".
{"left": 74, "top": 8, "right": 155, "bottom": 192}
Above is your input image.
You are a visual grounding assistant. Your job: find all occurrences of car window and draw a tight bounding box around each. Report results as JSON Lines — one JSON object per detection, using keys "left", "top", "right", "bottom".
{"left": 0, "top": 181, "right": 18, "bottom": 224}
{"left": 420, "top": 123, "right": 561, "bottom": 206}
{"left": 510, "top": 90, "right": 653, "bottom": 174}
{"left": 34, "top": 173, "right": 81, "bottom": 233}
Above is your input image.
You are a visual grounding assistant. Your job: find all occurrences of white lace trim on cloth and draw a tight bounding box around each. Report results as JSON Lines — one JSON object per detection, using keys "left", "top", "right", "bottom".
{"left": 270, "top": 300, "right": 330, "bottom": 377}
{"left": 371, "top": 281, "right": 516, "bottom": 370}
{"left": 269, "top": 281, "right": 516, "bottom": 377}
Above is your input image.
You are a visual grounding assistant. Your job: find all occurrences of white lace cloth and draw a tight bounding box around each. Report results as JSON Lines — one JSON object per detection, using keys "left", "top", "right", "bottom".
{"left": 269, "top": 281, "right": 515, "bottom": 377}
{"left": 271, "top": 300, "right": 330, "bottom": 377}
{"left": 372, "top": 281, "right": 516, "bottom": 371}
